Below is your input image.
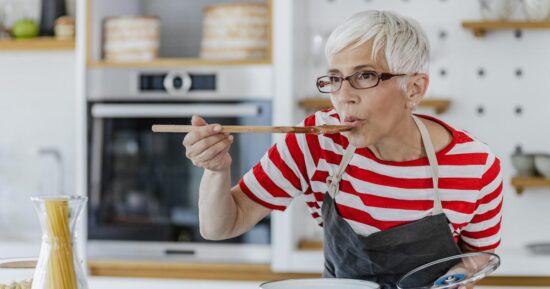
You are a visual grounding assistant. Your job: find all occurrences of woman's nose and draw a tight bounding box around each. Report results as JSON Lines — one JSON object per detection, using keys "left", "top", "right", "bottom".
{"left": 335, "top": 80, "right": 359, "bottom": 104}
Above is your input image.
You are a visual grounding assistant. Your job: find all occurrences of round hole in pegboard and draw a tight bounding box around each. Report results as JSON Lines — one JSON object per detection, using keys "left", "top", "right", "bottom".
{"left": 514, "top": 144, "right": 523, "bottom": 154}
{"left": 438, "top": 30, "right": 448, "bottom": 40}
{"left": 515, "top": 68, "right": 523, "bottom": 78}
{"left": 439, "top": 68, "right": 447, "bottom": 77}
{"left": 477, "top": 106, "right": 485, "bottom": 116}
{"left": 514, "top": 29, "right": 523, "bottom": 39}
{"left": 477, "top": 68, "right": 485, "bottom": 77}
{"left": 515, "top": 105, "right": 523, "bottom": 116}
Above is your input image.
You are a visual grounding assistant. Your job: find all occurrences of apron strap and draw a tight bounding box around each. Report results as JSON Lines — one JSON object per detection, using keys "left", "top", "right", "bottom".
{"left": 412, "top": 115, "right": 443, "bottom": 216}
{"left": 325, "top": 116, "right": 442, "bottom": 215}
{"left": 327, "top": 144, "right": 356, "bottom": 198}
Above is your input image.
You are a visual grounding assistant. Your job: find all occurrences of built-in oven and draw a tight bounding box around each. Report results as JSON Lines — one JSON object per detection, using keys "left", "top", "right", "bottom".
{"left": 86, "top": 66, "right": 273, "bottom": 262}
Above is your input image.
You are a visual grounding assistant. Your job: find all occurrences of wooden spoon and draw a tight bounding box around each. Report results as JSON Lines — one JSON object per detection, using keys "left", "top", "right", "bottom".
{"left": 151, "top": 124, "right": 352, "bottom": 134}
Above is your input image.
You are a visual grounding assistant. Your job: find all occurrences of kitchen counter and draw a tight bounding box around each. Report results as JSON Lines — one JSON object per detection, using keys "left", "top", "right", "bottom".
{"left": 2, "top": 241, "right": 550, "bottom": 286}
{"left": 89, "top": 277, "right": 550, "bottom": 289}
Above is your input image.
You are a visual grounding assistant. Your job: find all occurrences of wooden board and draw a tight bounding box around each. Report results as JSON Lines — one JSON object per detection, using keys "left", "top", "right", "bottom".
{"left": 462, "top": 21, "right": 550, "bottom": 37}
{"left": 88, "top": 260, "right": 319, "bottom": 281}
{"left": 511, "top": 176, "right": 550, "bottom": 194}
{"left": 0, "top": 37, "right": 75, "bottom": 51}
{"left": 87, "top": 58, "right": 271, "bottom": 68}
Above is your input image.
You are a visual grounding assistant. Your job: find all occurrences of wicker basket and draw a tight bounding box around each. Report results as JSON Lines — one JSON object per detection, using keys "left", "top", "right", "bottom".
{"left": 200, "top": 2, "right": 269, "bottom": 60}
{"left": 103, "top": 16, "right": 160, "bottom": 62}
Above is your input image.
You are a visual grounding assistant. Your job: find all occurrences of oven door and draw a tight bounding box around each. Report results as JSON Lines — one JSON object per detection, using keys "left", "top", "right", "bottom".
{"left": 87, "top": 101, "right": 272, "bottom": 261}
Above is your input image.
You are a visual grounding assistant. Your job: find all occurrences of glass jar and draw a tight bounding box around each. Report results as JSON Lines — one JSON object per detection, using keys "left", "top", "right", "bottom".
{"left": 31, "top": 195, "right": 88, "bottom": 289}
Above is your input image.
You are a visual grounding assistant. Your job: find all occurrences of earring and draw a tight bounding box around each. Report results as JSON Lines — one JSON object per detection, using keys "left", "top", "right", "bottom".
{"left": 408, "top": 101, "right": 416, "bottom": 110}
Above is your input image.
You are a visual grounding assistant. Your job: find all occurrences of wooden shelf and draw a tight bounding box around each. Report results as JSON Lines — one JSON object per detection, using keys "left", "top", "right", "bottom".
{"left": 511, "top": 176, "right": 550, "bottom": 195}
{"left": 84, "top": 0, "right": 273, "bottom": 68}
{"left": 87, "top": 58, "right": 271, "bottom": 68}
{"left": 462, "top": 20, "right": 550, "bottom": 37}
{"left": 299, "top": 98, "right": 451, "bottom": 114}
{"left": 0, "top": 37, "right": 75, "bottom": 51}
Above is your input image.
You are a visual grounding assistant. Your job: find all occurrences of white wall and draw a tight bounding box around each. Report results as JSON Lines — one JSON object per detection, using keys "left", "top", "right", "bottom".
{"left": 0, "top": 51, "right": 76, "bottom": 241}
{"left": 301, "top": 0, "right": 550, "bottom": 250}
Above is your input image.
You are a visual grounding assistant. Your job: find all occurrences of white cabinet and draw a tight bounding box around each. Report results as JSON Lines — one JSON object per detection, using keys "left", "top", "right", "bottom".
{"left": 270, "top": 0, "right": 324, "bottom": 273}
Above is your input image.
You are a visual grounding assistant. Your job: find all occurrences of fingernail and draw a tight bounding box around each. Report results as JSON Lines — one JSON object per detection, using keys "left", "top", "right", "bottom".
{"left": 213, "top": 125, "right": 221, "bottom": 132}
{"left": 228, "top": 135, "right": 234, "bottom": 141}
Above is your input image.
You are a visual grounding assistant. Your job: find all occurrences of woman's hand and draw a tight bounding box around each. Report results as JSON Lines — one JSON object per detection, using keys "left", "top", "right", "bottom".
{"left": 182, "top": 115, "right": 234, "bottom": 172}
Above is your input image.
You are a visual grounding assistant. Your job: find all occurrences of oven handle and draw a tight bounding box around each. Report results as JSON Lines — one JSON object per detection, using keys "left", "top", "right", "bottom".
{"left": 91, "top": 103, "right": 261, "bottom": 118}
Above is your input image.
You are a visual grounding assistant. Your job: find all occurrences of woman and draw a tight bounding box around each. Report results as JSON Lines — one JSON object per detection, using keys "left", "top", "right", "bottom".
{"left": 183, "top": 10, "right": 502, "bottom": 288}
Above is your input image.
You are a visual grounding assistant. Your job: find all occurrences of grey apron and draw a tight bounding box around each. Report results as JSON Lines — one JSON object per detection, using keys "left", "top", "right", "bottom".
{"left": 322, "top": 115, "right": 462, "bottom": 288}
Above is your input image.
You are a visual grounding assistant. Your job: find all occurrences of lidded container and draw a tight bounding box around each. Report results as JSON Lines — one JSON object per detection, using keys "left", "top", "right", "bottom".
{"left": 103, "top": 16, "right": 161, "bottom": 62}
{"left": 200, "top": 2, "right": 269, "bottom": 60}
{"left": 31, "top": 195, "right": 88, "bottom": 289}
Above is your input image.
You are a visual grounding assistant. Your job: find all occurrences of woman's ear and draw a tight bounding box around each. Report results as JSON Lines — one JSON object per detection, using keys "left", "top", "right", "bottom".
{"left": 406, "top": 73, "right": 429, "bottom": 105}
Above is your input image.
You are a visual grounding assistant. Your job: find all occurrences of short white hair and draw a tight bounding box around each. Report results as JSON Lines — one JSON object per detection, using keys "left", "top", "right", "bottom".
{"left": 325, "top": 10, "right": 430, "bottom": 89}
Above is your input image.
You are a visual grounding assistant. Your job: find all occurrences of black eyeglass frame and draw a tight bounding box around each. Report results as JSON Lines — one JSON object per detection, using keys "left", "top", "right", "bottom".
{"left": 316, "top": 70, "right": 411, "bottom": 93}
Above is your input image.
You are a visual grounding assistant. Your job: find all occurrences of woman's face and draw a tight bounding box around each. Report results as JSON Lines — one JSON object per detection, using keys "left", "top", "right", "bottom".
{"left": 328, "top": 41, "right": 411, "bottom": 148}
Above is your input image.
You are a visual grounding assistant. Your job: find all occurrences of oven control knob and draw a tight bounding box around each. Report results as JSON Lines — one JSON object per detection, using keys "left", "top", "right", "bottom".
{"left": 163, "top": 71, "right": 192, "bottom": 94}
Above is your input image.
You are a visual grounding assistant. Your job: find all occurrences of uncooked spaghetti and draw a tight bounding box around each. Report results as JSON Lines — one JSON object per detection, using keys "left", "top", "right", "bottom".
{"left": 44, "top": 199, "right": 77, "bottom": 289}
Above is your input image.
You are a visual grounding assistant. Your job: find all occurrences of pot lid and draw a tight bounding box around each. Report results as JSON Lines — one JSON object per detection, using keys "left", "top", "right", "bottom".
{"left": 397, "top": 252, "right": 500, "bottom": 289}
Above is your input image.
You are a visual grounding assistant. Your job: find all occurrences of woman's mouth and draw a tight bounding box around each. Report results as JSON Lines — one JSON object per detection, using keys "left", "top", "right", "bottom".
{"left": 342, "top": 116, "right": 365, "bottom": 128}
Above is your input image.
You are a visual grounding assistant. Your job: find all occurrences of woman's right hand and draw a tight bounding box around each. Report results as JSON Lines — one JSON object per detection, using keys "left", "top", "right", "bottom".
{"left": 182, "top": 115, "right": 234, "bottom": 172}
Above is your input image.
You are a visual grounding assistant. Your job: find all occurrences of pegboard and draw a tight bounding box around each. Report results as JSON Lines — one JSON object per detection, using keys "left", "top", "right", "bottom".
{"left": 290, "top": 0, "right": 550, "bottom": 251}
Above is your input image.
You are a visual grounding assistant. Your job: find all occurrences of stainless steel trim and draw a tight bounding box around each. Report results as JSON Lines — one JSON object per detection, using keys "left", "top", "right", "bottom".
{"left": 89, "top": 117, "right": 104, "bottom": 210}
{"left": 87, "top": 66, "right": 272, "bottom": 101}
{"left": 91, "top": 103, "right": 261, "bottom": 118}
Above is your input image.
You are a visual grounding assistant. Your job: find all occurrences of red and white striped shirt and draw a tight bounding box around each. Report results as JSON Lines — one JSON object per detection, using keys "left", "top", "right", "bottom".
{"left": 239, "top": 110, "right": 503, "bottom": 251}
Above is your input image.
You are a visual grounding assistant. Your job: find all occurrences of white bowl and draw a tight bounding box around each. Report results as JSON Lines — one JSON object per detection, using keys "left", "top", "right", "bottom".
{"left": 259, "top": 278, "right": 379, "bottom": 289}
{"left": 0, "top": 258, "right": 34, "bottom": 288}
{"left": 511, "top": 153, "right": 536, "bottom": 176}
{"left": 534, "top": 154, "right": 550, "bottom": 178}
{"left": 521, "top": 0, "right": 550, "bottom": 21}
{"left": 479, "top": 0, "right": 516, "bottom": 20}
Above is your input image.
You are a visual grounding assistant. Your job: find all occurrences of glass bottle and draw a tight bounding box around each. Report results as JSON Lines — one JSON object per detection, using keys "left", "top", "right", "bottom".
{"left": 31, "top": 196, "right": 88, "bottom": 289}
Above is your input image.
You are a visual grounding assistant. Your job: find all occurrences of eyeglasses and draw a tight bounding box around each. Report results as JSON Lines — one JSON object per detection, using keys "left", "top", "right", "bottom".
{"left": 316, "top": 70, "right": 409, "bottom": 93}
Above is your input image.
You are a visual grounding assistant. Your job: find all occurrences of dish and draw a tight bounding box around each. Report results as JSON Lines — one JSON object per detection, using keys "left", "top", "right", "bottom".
{"left": 259, "top": 278, "right": 379, "bottom": 289}
{"left": 534, "top": 154, "right": 550, "bottom": 178}
{"left": 0, "top": 258, "right": 35, "bottom": 289}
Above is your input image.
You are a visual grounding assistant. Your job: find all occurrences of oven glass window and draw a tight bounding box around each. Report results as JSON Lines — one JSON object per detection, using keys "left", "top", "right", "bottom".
{"left": 88, "top": 103, "right": 272, "bottom": 245}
